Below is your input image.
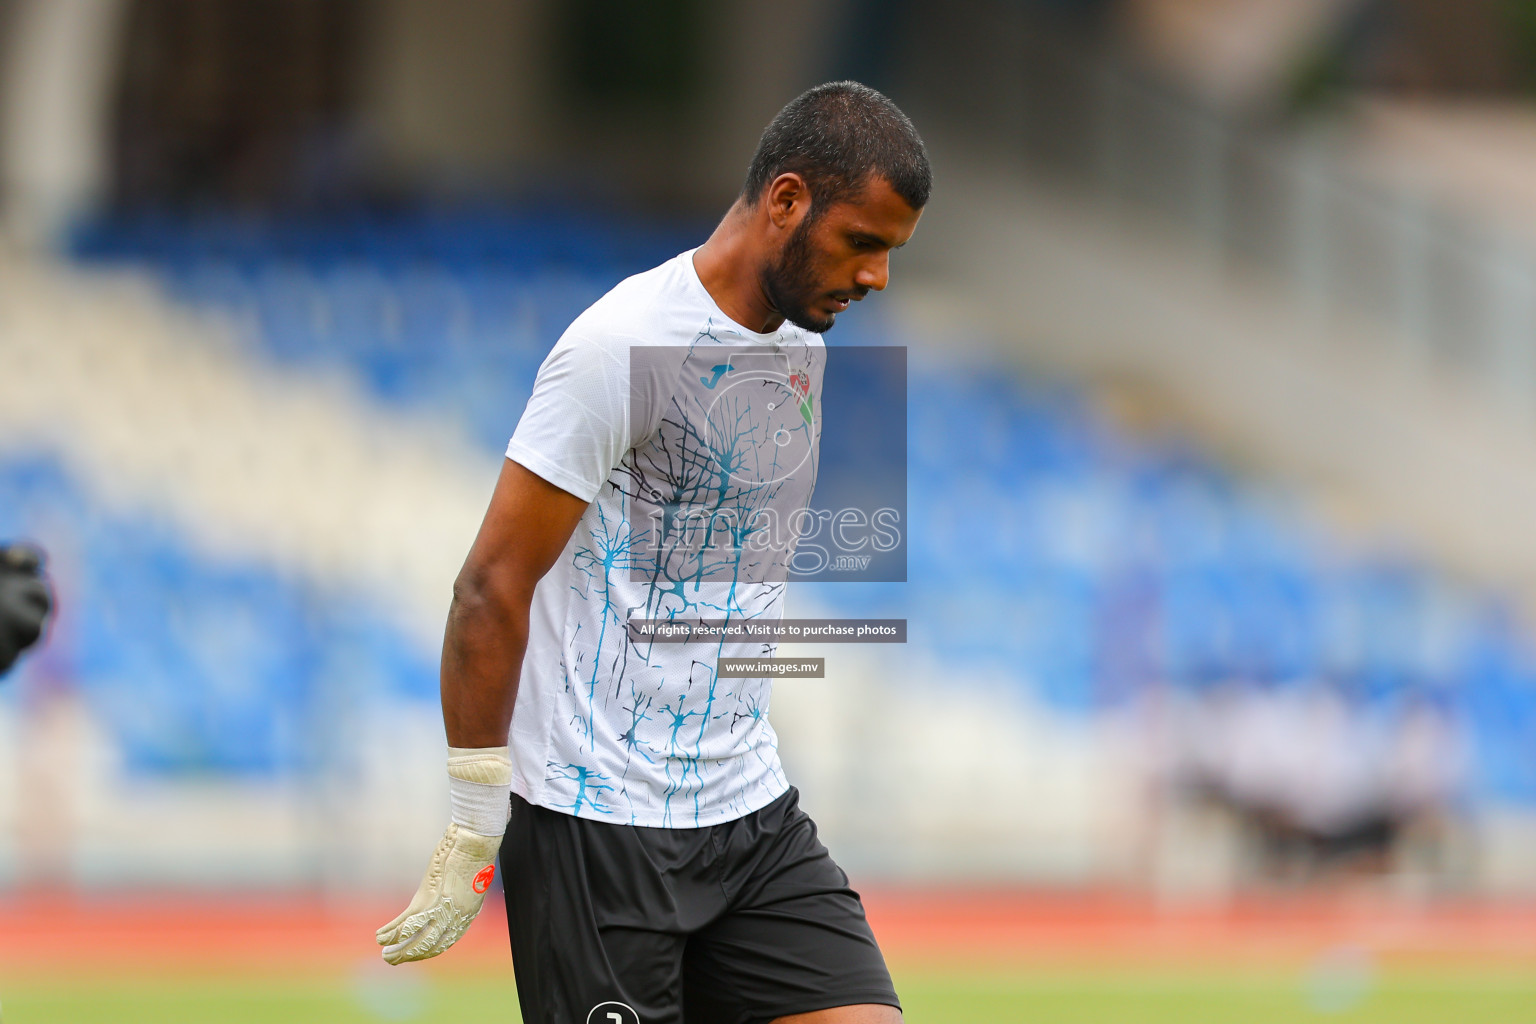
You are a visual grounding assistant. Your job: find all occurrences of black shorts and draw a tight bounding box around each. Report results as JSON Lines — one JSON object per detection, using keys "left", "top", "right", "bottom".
{"left": 500, "top": 787, "right": 900, "bottom": 1024}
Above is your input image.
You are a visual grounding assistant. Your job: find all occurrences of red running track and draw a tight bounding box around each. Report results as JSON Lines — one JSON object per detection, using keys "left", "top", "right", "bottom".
{"left": 1, "top": 887, "right": 1532, "bottom": 979}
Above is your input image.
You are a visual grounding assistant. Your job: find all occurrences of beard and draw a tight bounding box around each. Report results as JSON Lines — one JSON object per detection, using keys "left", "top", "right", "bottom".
{"left": 761, "top": 216, "right": 836, "bottom": 334}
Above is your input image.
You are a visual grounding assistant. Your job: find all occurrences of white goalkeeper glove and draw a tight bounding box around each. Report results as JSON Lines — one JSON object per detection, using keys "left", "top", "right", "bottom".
{"left": 376, "top": 746, "right": 513, "bottom": 965}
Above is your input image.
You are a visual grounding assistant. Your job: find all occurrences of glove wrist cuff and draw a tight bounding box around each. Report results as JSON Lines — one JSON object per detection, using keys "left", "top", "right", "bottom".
{"left": 447, "top": 746, "right": 512, "bottom": 836}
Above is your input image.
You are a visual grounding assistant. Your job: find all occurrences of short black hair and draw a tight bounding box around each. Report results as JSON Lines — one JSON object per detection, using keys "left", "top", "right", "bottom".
{"left": 742, "top": 81, "right": 931, "bottom": 215}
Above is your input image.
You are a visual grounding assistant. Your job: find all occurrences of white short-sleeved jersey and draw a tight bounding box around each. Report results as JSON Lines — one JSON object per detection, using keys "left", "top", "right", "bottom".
{"left": 504, "top": 248, "right": 824, "bottom": 827}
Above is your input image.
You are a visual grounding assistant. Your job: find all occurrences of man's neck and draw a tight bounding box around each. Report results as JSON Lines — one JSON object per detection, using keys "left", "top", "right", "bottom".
{"left": 692, "top": 201, "right": 785, "bottom": 334}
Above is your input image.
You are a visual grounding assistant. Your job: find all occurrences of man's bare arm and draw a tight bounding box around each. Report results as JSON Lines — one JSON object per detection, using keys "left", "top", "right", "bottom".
{"left": 442, "top": 458, "right": 589, "bottom": 748}
{"left": 376, "top": 458, "right": 588, "bottom": 965}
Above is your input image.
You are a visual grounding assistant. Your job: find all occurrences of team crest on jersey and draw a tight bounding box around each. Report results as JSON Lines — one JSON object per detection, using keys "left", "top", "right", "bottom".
{"left": 788, "top": 369, "right": 814, "bottom": 425}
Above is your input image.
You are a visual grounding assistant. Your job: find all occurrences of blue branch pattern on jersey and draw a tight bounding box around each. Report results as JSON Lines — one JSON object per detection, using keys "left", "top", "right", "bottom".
{"left": 543, "top": 319, "right": 822, "bottom": 825}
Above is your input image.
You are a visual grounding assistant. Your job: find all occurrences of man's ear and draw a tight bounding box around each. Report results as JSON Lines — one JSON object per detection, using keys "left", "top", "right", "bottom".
{"left": 764, "top": 172, "right": 810, "bottom": 230}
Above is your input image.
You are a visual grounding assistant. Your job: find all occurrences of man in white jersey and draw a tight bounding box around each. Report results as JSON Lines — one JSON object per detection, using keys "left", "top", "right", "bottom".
{"left": 378, "top": 81, "right": 928, "bottom": 1024}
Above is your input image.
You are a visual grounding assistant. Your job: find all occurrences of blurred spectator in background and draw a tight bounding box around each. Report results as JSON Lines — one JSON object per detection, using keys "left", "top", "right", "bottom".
{"left": 0, "top": 544, "right": 52, "bottom": 677}
{"left": 1168, "top": 675, "right": 1466, "bottom": 885}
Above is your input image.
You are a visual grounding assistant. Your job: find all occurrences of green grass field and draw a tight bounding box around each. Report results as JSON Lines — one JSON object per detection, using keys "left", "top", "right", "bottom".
{"left": 6, "top": 893, "right": 1534, "bottom": 1022}
{"left": 5, "top": 964, "right": 1535, "bottom": 1023}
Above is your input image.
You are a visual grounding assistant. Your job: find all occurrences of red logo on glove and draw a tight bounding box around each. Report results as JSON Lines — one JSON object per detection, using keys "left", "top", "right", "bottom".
{"left": 472, "top": 864, "right": 496, "bottom": 893}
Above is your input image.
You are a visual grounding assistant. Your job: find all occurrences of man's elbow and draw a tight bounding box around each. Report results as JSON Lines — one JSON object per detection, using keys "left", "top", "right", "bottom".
{"left": 451, "top": 564, "right": 532, "bottom": 618}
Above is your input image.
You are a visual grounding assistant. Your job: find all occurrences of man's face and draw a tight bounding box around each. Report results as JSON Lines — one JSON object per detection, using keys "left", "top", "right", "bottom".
{"left": 761, "top": 176, "right": 923, "bottom": 334}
